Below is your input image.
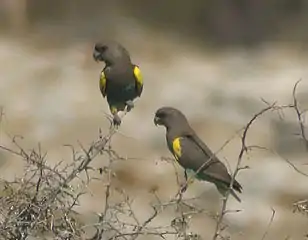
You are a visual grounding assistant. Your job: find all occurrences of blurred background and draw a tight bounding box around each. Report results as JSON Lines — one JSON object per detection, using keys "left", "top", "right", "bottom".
{"left": 1, "top": 0, "right": 308, "bottom": 239}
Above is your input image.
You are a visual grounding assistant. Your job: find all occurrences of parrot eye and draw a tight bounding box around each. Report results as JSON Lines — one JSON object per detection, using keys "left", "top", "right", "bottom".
{"left": 100, "top": 46, "right": 108, "bottom": 52}
{"left": 157, "top": 111, "right": 167, "bottom": 119}
{"left": 95, "top": 44, "right": 108, "bottom": 53}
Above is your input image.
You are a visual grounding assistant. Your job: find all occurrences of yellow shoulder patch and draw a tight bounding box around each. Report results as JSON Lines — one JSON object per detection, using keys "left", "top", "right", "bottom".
{"left": 133, "top": 65, "right": 143, "bottom": 96}
{"left": 99, "top": 71, "right": 107, "bottom": 97}
{"left": 172, "top": 137, "right": 182, "bottom": 161}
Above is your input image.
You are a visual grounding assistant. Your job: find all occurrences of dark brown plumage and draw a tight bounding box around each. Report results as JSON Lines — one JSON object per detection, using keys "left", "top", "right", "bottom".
{"left": 93, "top": 41, "right": 143, "bottom": 126}
{"left": 154, "top": 107, "right": 242, "bottom": 202}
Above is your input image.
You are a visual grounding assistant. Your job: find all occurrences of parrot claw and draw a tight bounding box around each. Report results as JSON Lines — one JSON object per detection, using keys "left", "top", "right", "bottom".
{"left": 113, "top": 114, "right": 122, "bottom": 126}
{"left": 126, "top": 100, "right": 134, "bottom": 112}
{"left": 180, "top": 183, "right": 188, "bottom": 194}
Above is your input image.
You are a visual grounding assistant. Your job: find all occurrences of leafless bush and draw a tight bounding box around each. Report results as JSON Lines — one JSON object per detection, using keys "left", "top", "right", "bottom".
{"left": 0, "top": 81, "right": 307, "bottom": 240}
{"left": 0, "top": 111, "right": 209, "bottom": 240}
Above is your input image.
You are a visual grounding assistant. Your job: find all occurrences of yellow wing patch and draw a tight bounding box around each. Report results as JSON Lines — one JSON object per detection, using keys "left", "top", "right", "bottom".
{"left": 133, "top": 65, "right": 143, "bottom": 96}
{"left": 172, "top": 137, "right": 182, "bottom": 161}
{"left": 99, "top": 71, "right": 107, "bottom": 97}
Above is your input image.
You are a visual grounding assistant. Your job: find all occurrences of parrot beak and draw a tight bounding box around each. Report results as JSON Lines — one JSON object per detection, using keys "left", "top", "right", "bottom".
{"left": 93, "top": 49, "right": 103, "bottom": 62}
{"left": 154, "top": 116, "right": 161, "bottom": 126}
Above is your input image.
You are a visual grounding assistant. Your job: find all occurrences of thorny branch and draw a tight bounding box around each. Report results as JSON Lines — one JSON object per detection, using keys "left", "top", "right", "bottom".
{"left": 212, "top": 103, "right": 276, "bottom": 240}
{"left": 211, "top": 80, "right": 308, "bottom": 240}
{"left": 0, "top": 110, "right": 130, "bottom": 239}
{"left": 291, "top": 80, "right": 308, "bottom": 151}
{"left": 260, "top": 208, "right": 276, "bottom": 240}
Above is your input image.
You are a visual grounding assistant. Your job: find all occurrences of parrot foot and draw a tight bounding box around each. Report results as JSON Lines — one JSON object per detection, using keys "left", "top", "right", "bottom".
{"left": 126, "top": 100, "right": 134, "bottom": 112}
{"left": 180, "top": 183, "right": 188, "bottom": 194}
{"left": 113, "top": 114, "right": 122, "bottom": 126}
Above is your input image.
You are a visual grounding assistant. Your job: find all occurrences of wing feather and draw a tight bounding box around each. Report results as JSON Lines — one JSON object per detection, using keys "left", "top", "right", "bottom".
{"left": 179, "top": 133, "right": 242, "bottom": 192}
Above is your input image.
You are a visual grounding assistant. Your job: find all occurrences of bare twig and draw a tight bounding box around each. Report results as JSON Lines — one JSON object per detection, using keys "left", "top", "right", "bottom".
{"left": 260, "top": 208, "right": 276, "bottom": 240}
{"left": 291, "top": 80, "right": 308, "bottom": 151}
{"left": 213, "top": 104, "right": 276, "bottom": 240}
